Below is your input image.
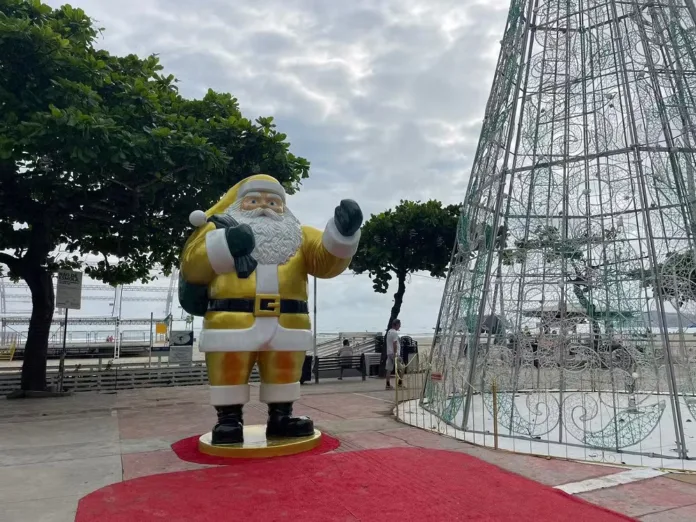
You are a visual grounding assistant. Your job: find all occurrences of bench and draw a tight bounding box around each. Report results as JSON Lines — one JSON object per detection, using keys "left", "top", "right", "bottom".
{"left": 311, "top": 354, "right": 368, "bottom": 383}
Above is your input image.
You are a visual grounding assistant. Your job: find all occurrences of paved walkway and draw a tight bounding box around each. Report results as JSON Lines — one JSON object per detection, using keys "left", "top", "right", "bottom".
{"left": 1, "top": 378, "right": 696, "bottom": 521}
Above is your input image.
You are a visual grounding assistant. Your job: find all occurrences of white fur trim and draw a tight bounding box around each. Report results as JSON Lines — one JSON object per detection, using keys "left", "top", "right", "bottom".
{"left": 259, "top": 382, "right": 300, "bottom": 403}
{"left": 238, "top": 179, "right": 286, "bottom": 202}
{"left": 209, "top": 385, "right": 250, "bottom": 406}
{"left": 205, "top": 228, "right": 235, "bottom": 275}
{"left": 269, "top": 324, "right": 312, "bottom": 351}
{"left": 198, "top": 325, "right": 312, "bottom": 352}
{"left": 189, "top": 210, "right": 208, "bottom": 227}
{"left": 322, "top": 217, "right": 361, "bottom": 259}
{"left": 256, "top": 264, "right": 279, "bottom": 293}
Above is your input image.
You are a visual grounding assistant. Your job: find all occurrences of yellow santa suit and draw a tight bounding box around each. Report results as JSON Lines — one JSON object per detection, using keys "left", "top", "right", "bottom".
{"left": 180, "top": 174, "right": 360, "bottom": 408}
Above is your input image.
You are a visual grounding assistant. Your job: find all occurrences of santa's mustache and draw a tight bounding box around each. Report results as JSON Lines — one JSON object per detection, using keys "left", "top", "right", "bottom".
{"left": 238, "top": 207, "right": 283, "bottom": 221}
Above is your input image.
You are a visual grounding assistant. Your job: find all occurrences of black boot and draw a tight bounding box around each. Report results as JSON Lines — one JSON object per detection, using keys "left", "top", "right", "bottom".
{"left": 266, "top": 402, "right": 314, "bottom": 438}
{"left": 212, "top": 405, "right": 244, "bottom": 444}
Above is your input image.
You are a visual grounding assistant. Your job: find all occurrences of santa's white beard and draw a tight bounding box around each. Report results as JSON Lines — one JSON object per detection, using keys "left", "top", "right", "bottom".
{"left": 225, "top": 203, "right": 302, "bottom": 265}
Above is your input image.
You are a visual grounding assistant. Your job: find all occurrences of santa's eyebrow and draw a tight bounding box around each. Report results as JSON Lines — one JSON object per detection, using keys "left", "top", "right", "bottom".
{"left": 243, "top": 191, "right": 262, "bottom": 198}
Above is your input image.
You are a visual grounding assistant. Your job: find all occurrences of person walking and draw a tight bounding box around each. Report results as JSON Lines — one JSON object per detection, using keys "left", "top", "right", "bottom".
{"left": 337, "top": 339, "right": 353, "bottom": 380}
{"left": 385, "top": 319, "right": 401, "bottom": 390}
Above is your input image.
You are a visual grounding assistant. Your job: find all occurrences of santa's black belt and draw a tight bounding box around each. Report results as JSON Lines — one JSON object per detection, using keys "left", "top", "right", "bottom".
{"left": 207, "top": 297, "right": 309, "bottom": 316}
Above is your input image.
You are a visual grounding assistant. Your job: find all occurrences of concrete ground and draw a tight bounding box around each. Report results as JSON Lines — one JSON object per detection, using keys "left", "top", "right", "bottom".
{"left": 1, "top": 378, "right": 696, "bottom": 521}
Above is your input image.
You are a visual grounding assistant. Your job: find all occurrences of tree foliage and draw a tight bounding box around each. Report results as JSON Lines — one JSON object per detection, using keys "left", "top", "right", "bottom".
{"left": 351, "top": 200, "right": 459, "bottom": 329}
{"left": 0, "top": 0, "right": 309, "bottom": 391}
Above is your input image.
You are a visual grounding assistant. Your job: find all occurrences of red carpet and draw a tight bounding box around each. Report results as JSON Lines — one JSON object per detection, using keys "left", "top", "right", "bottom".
{"left": 170, "top": 433, "right": 340, "bottom": 465}
{"left": 77, "top": 447, "right": 635, "bottom": 522}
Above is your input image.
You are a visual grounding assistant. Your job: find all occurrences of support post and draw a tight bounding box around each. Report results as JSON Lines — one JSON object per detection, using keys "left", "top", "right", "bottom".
{"left": 492, "top": 379, "right": 499, "bottom": 450}
{"left": 148, "top": 312, "right": 154, "bottom": 367}
{"left": 313, "top": 277, "right": 317, "bottom": 360}
{"left": 313, "top": 277, "right": 319, "bottom": 384}
{"left": 57, "top": 308, "right": 68, "bottom": 392}
{"left": 395, "top": 366, "right": 399, "bottom": 407}
{"left": 113, "top": 318, "right": 118, "bottom": 360}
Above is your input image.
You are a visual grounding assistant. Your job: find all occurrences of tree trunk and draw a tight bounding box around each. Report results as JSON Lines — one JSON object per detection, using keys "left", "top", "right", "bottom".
{"left": 385, "top": 272, "right": 407, "bottom": 332}
{"left": 21, "top": 267, "right": 55, "bottom": 391}
{"left": 377, "top": 272, "right": 408, "bottom": 378}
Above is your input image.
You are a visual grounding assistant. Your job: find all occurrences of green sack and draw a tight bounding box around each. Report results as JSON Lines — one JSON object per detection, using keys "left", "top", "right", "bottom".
{"left": 178, "top": 273, "right": 209, "bottom": 316}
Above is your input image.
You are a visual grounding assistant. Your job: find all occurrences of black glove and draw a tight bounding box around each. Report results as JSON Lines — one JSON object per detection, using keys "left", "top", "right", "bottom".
{"left": 225, "top": 224, "right": 255, "bottom": 257}
{"left": 207, "top": 214, "right": 257, "bottom": 279}
{"left": 334, "top": 199, "right": 363, "bottom": 237}
{"left": 225, "top": 224, "right": 257, "bottom": 278}
{"left": 208, "top": 214, "right": 238, "bottom": 230}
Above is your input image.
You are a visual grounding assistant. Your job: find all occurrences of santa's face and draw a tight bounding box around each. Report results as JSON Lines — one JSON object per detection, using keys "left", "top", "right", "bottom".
{"left": 225, "top": 191, "right": 302, "bottom": 265}
{"left": 240, "top": 192, "right": 284, "bottom": 214}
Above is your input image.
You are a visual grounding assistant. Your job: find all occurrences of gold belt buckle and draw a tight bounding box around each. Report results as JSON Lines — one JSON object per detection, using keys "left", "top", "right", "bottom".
{"left": 254, "top": 294, "right": 281, "bottom": 317}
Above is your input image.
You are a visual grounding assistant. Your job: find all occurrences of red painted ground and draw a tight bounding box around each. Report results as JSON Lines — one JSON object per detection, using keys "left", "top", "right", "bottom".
{"left": 76, "top": 447, "right": 636, "bottom": 522}
{"left": 171, "top": 432, "right": 340, "bottom": 465}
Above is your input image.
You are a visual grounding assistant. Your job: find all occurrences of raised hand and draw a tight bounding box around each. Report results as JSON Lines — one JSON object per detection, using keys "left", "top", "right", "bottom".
{"left": 334, "top": 199, "right": 363, "bottom": 237}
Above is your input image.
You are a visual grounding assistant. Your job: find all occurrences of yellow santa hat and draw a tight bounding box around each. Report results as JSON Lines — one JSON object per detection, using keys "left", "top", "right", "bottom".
{"left": 188, "top": 174, "right": 287, "bottom": 227}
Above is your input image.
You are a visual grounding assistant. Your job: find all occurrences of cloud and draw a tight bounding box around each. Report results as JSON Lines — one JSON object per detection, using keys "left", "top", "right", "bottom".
{"left": 33, "top": 0, "right": 509, "bottom": 335}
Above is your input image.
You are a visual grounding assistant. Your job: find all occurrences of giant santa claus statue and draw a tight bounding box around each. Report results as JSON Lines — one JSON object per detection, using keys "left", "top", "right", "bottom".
{"left": 179, "top": 174, "right": 362, "bottom": 444}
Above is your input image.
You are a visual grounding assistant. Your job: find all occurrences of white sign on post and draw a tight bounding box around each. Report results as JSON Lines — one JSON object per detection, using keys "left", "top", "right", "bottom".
{"left": 56, "top": 270, "right": 83, "bottom": 310}
{"left": 169, "top": 330, "right": 194, "bottom": 365}
{"left": 56, "top": 270, "right": 83, "bottom": 393}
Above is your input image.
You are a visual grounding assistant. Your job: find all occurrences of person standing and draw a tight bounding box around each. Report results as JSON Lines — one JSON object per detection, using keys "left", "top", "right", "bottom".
{"left": 385, "top": 319, "right": 401, "bottom": 390}
{"left": 337, "top": 339, "right": 353, "bottom": 380}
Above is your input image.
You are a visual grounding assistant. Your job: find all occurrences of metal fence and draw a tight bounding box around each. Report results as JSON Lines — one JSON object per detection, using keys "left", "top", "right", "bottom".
{"left": 0, "top": 352, "right": 380, "bottom": 395}
{"left": 394, "top": 355, "right": 430, "bottom": 427}
{"left": 0, "top": 358, "right": 261, "bottom": 395}
{"left": 394, "top": 334, "right": 696, "bottom": 472}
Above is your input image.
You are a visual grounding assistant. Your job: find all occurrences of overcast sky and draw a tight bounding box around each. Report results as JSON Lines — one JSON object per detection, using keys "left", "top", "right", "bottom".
{"left": 20, "top": 0, "right": 510, "bottom": 334}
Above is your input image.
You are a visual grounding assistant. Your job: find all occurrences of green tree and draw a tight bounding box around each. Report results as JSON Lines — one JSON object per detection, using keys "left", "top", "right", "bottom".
{"left": 0, "top": 1, "right": 309, "bottom": 392}
{"left": 351, "top": 200, "right": 459, "bottom": 330}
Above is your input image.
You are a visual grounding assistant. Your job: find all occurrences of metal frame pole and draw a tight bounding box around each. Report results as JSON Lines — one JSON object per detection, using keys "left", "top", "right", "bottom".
{"left": 421, "top": 241, "right": 459, "bottom": 402}
{"left": 148, "top": 312, "right": 153, "bottom": 367}
{"left": 313, "top": 277, "right": 318, "bottom": 359}
{"left": 607, "top": 0, "right": 688, "bottom": 459}
{"left": 313, "top": 277, "right": 319, "bottom": 384}
{"left": 461, "top": 0, "right": 537, "bottom": 429}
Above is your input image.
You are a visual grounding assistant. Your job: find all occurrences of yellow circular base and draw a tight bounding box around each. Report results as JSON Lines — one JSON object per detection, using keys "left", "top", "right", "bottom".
{"left": 198, "top": 425, "right": 322, "bottom": 459}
